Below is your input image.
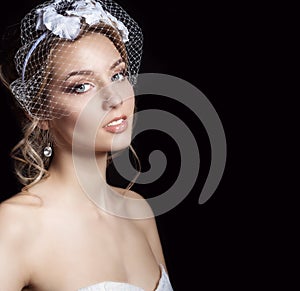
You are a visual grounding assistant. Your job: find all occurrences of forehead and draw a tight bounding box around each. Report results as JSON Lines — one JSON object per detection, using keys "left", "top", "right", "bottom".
{"left": 49, "top": 33, "right": 121, "bottom": 73}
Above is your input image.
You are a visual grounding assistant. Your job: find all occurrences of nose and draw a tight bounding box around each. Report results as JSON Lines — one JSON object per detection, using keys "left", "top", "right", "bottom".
{"left": 101, "top": 80, "right": 133, "bottom": 111}
{"left": 102, "top": 92, "right": 123, "bottom": 111}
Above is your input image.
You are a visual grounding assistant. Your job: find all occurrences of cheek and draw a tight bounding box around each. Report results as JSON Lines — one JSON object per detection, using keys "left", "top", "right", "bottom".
{"left": 49, "top": 92, "right": 135, "bottom": 150}
{"left": 48, "top": 93, "right": 92, "bottom": 118}
{"left": 49, "top": 114, "right": 78, "bottom": 146}
{"left": 126, "top": 96, "right": 135, "bottom": 114}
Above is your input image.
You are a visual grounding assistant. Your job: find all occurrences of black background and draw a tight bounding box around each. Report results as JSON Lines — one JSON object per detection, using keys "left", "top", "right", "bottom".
{"left": 0, "top": 0, "right": 296, "bottom": 290}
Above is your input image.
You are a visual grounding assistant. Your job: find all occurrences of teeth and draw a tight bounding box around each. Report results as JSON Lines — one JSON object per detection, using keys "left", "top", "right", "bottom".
{"left": 106, "top": 119, "right": 124, "bottom": 127}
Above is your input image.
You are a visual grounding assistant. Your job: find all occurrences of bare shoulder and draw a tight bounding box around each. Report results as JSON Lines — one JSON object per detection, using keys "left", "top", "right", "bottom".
{"left": 110, "top": 186, "right": 155, "bottom": 218}
{"left": 1, "top": 190, "right": 43, "bottom": 207}
{"left": 0, "top": 193, "right": 40, "bottom": 290}
{"left": 0, "top": 192, "right": 42, "bottom": 243}
{"left": 110, "top": 186, "right": 155, "bottom": 220}
{"left": 110, "top": 186, "right": 146, "bottom": 199}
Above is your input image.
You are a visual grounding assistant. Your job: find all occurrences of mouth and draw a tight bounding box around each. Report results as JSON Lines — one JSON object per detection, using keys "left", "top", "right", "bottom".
{"left": 103, "top": 115, "right": 128, "bottom": 133}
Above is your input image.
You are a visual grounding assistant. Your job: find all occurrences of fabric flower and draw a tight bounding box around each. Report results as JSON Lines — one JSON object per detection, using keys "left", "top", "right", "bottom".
{"left": 66, "top": 0, "right": 107, "bottom": 26}
{"left": 106, "top": 12, "right": 129, "bottom": 43}
{"left": 36, "top": 0, "right": 129, "bottom": 42}
{"left": 36, "top": 6, "right": 81, "bottom": 39}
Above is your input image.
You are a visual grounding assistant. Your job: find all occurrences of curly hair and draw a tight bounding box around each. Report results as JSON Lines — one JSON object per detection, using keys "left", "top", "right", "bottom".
{"left": 0, "top": 23, "right": 140, "bottom": 190}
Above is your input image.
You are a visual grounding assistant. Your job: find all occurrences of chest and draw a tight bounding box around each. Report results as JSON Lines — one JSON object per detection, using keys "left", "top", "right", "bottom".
{"left": 28, "top": 214, "right": 157, "bottom": 291}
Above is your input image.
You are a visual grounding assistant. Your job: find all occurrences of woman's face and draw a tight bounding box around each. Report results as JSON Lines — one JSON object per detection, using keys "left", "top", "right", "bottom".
{"left": 47, "top": 32, "right": 135, "bottom": 153}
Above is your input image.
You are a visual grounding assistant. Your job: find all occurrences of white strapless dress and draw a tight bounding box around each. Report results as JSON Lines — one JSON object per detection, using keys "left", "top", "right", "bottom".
{"left": 78, "top": 264, "right": 173, "bottom": 291}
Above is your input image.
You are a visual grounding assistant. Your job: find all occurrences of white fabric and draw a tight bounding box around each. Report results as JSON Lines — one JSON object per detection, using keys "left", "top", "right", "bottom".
{"left": 36, "top": 0, "right": 129, "bottom": 41}
{"left": 78, "top": 264, "right": 173, "bottom": 291}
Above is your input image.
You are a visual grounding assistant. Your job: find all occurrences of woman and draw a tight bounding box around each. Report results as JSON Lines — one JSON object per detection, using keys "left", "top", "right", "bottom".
{"left": 0, "top": 0, "right": 173, "bottom": 290}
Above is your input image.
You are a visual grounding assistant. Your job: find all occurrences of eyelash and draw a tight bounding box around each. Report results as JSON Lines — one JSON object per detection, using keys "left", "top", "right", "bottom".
{"left": 111, "top": 70, "right": 127, "bottom": 82}
{"left": 67, "top": 83, "right": 92, "bottom": 94}
{"left": 65, "top": 70, "right": 127, "bottom": 95}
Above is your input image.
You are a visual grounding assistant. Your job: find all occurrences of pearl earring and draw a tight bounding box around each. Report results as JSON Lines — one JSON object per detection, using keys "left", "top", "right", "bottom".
{"left": 43, "top": 143, "right": 53, "bottom": 158}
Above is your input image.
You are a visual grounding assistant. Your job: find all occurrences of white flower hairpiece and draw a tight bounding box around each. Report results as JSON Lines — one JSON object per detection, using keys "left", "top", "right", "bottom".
{"left": 11, "top": 0, "right": 143, "bottom": 119}
{"left": 21, "top": 0, "right": 130, "bottom": 82}
{"left": 36, "top": 0, "right": 129, "bottom": 42}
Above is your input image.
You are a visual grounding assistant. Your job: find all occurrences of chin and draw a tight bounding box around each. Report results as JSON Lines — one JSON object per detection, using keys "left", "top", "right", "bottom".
{"left": 95, "top": 128, "right": 133, "bottom": 153}
{"left": 110, "top": 132, "right": 132, "bottom": 152}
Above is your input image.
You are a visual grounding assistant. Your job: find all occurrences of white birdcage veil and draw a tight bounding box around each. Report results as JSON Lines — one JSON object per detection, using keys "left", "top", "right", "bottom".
{"left": 10, "top": 0, "right": 143, "bottom": 119}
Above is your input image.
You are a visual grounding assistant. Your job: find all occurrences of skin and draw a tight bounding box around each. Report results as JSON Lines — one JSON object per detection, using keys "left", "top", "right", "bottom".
{"left": 0, "top": 33, "right": 167, "bottom": 291}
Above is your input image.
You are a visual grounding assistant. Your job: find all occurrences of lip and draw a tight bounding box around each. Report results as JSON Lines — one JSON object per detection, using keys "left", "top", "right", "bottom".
{"left": 103, "top": 115, "right": 128, "bottom": 134}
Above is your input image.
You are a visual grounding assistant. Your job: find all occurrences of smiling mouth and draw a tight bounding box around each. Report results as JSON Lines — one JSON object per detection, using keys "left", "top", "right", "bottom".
{"left": 105, "top": 118, "right": 126, "bottom": 127}
{"left": 103, "top": 115, "right": 128, "bottom": 133}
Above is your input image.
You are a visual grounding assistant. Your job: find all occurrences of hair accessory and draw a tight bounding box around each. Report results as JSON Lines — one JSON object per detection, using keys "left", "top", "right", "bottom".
{"left": 21, "top": 0, "right": 129, "bottom": 84}
{"left": 35, "top": 0, "right": 129, "bottom": 42}
{"left": 22, "top": 32, "right": 48, "bottom": 82}
{"left": 9, "top": 0, "right": 143, "bottom": 120}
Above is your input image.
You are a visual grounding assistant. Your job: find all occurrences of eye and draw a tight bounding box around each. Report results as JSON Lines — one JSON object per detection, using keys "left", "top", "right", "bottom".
{"left": 71, "top": 83, "right": 92, "bottom": 94}
{"left": 111, "top": 71, "right": 126, "bottom": 82}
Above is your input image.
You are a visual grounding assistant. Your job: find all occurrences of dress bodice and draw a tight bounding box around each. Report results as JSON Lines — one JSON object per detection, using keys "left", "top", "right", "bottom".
{"left": 78, "top": 264, "right": 173, "bottom": 291}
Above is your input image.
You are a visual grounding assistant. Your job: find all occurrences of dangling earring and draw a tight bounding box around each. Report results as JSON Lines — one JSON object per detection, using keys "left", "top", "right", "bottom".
{"left": 43, "top": 143, "right": 53, "bottom": 158}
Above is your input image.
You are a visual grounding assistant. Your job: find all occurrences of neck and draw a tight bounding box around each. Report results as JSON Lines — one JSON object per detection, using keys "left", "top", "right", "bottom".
{"left": 27, "top": 146, "right": 153, "bottom": 219}
{"left": 41, "top": 146, "right": 109, "bottom": 201}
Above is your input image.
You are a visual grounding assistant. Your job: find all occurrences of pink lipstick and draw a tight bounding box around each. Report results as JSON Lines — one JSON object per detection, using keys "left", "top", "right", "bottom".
{"left": 103, "top": 115, "right": 128, "bottom": 133}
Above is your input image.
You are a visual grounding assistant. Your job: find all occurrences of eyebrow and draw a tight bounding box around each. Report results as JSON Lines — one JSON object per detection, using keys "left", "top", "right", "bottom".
{"left": 64, "top": 70, "right": 94, "bottom": 81}
{"left": 64, "top": 58, "right": 124, "bottom": 81}
{"left": 110, "top": 58, "right": 124, "bottom": 70}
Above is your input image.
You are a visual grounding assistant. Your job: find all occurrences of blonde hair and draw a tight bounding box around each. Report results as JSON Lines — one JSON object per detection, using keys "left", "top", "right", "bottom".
{"left": 10, "top": 120, "right": 52, "bottom": 189}
{"left": 0, "top": 23, "right": 140, "bottom": 190}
